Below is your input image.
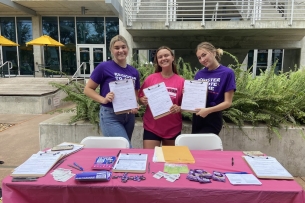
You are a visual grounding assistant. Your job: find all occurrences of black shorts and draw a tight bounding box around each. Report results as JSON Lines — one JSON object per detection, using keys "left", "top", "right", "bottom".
{"left": 191, "top": 111, "right": 223, "bottom": 135}
{"left": 143, "top": 129, "right": 180, "bottom": 141}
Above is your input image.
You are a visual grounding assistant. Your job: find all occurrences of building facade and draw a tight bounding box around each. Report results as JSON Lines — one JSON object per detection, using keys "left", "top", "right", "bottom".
{"left": 1, "top": 0, "right": 305, "bottom": 78}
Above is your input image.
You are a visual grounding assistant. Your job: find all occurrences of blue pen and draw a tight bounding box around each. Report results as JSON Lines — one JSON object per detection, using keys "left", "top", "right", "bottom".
{"left": 224, "top": 172, "right": 248, "bottom": 174}
{"left": 73, "top": 162, "right": 84, "bottom": 171}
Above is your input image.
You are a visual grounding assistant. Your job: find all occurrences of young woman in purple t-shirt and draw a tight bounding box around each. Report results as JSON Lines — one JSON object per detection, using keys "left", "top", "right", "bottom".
{"left": 192, "top": 42, "right": 236, "bottom": 135}
{"left": 83, "top": 35, "right": 140, "bottom": 147}
{"left": 139, "top": 46, "right": 185, "bottom": 149}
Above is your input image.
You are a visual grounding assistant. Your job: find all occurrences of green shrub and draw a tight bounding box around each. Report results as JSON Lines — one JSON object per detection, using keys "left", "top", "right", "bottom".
{"left": 50, "top": 81, "right": 100, "bottom": 126}
{"left": 51, "top": 53, "right": 305, "bottom": 137}
{"left": 225, "top": 61, "right": 305, "bottom": 137}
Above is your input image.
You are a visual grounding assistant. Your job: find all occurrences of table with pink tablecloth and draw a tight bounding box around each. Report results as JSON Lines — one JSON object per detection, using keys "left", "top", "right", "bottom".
{"left": 2, "top": 149, "right": 305, "bottom": 203}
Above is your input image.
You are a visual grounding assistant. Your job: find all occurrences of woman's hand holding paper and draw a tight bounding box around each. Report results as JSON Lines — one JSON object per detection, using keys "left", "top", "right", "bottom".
{"left": 195, "top": 107, "right": 211, "bottom": 118}
{"left": 139, "top": 96, "right": 148, "bottom": 106}
{"left": 130, "top": 104, "right": 141, "bottom": 114}
{"left": 170, "top": 104, "right": 181, "bottom": 114}
{"left": 103, "top": 92, "right": 114, "bottom": 104}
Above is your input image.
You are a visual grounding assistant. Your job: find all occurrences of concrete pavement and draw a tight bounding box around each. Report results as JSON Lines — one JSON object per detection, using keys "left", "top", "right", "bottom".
{"left": 0, "top": 103, "right": 76, "bottom": 186}
{"left": 0, "top": 113, "right": 61, "bottom": 184}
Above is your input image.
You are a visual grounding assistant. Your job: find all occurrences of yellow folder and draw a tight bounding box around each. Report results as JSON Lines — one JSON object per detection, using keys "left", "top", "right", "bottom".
{"left": 162, "top": 146, "right": 195, "bottom": 163}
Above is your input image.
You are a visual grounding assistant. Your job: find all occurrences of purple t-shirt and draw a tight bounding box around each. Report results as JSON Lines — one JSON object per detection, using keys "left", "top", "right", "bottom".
{"left": 194, "top": 65, "right": 236, "bottom": 107}
{"left": 90, "top": 60, "right": 140, "bottom": 108}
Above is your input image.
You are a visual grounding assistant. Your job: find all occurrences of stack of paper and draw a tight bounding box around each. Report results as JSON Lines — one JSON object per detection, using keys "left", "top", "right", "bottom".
{"left": 164, "top": 163, "right": 189, "bottom": 174}
{"left": 243, "top": 151, "right": 264, "bottom": 156}
{"left": 45, "top": 142, "right": 84, "bottom": 159}
{"left": 51, "top": 168, "right": 75, "bottom": 182}
{"left": 226, "top": 174, "right": 262, "bottom": 185}
{"left": 153, "top": 147, "right": 165, "bottom": 162}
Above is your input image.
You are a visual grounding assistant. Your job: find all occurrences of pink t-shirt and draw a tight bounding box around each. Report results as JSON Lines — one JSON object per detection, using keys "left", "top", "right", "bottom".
{"left": 138, "top": 73, "right": 185, "bottom": 139}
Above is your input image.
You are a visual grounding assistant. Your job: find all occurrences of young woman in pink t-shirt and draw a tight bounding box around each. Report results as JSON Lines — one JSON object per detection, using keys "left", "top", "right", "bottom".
{"left": 139, "top": 46, "right": 185, "bottom": 149}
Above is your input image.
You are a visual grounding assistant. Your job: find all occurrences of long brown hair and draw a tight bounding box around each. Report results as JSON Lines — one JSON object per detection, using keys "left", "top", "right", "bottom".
{"left": 153, "top": 46, "right": 178, "bottom": 74}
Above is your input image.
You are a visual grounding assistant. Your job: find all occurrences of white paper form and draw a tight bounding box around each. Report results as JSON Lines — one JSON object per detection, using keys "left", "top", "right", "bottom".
{"left": 243, "top": 156, "right": 293, "bottom": 179}
{"left": 113, "top": 153, "right": 148, "bottom": 173}
{"left": 181, "top": 80, "right": 208, "bottom": 113}
{"left": 143, "top": 82, "right": 173, "bottom": 119}
{"left": 109, "top": 79, "right": 138, "bottom": 114}
{"left": 12, "top": 153, "right": 62, "bottom": 177}
{"left": 225, "top": 174, "right": 262, "bottom": 185}
{"left": 152, "top": 146, "right": 165, "bottom": 163}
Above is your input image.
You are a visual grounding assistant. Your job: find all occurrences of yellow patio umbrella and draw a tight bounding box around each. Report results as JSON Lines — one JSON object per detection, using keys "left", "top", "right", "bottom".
{"left": 0, "top": 35, "right": 19, "bottom": 46}
{"left": 26, "top": 35, "right": 64, "bottom": 66}
{"left": 26, "top": 35, "right": 64, "bottom": 47}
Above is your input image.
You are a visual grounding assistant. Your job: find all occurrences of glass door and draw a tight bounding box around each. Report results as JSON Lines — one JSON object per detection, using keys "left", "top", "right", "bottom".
{"left": 0, "top": 48, "right": 3, "bottom": 77}
{"left": 0, "top": 47, "right": 3, "bottom": 65}
{"left": 77, "top": 44, "right": 105, "bottom": 77}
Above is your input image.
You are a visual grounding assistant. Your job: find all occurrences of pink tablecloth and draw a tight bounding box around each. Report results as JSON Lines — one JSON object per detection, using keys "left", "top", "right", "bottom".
{"left": 2, "top": 149, "right": 305, "bottom": 203}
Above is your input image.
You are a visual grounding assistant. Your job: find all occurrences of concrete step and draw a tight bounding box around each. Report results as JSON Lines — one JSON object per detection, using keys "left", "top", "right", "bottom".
{"left": 0, "top": 77, "right": 69, "bottom": 96}
{"left": 0, "top": 77, "right": 71, "bottom": 114}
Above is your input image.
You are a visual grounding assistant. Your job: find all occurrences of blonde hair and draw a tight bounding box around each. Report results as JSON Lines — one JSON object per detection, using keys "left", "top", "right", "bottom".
{"left": 196, "top": 42, "right": 223, "bottom": 62}
{"left": 109, "top": 35, "right": 129, "bottom": 52}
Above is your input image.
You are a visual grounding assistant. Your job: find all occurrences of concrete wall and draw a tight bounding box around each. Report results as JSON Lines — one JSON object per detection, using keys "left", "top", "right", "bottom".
{"left": 301, "top": 36, "right": 305, "bottom": 68}
{"left": 119, "top": 19, "right": 134, "bottom": 64}
{"left": 137, "top": 48, "right": 300, "bottom": 72}
{"left": 0, "top": 90, "right": 69, "bottom": 114}
{"left": 31, "top": 15, "right": 44, "bottom": 77}
{"left": 220, "top": 125, "right": 305, "bottom": 177}
{"left": 40, "top": 113, "right": 140, "bottom": 150}
{"left": 40, "top": 113, "right": 305, "bottom": 176}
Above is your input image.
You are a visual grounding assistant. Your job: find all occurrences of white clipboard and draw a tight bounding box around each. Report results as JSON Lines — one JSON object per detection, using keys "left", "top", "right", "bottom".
{"left": 109, "top": 79, "right": 138, "bottom": 114}
{"left": 112, "top": 153, "right": 148, "bottom": 173}
{"left": 243, "top": 156, "right": 294, "bottom": 180}
{"left": 143, "top": 82, "right": 173, "bottom": 119}
{"left": 181, "top": 80, "right": 208, "bottom": 113}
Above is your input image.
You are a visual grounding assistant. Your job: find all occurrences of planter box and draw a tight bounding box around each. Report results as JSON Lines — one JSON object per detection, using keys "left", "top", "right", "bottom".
{"left": 39, "top": 113, "right": 305, "bottom": 176}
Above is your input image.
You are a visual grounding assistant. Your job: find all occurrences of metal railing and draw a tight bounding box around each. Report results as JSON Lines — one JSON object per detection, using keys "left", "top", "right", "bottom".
{"left": 124, "top": 0, "right": 305, "bottom": 27}
{"left": 0, "top": 61, "right": 13, "bottom": 78}
{"left": 71, "top": 62, "right": 87, "bottom": 84}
